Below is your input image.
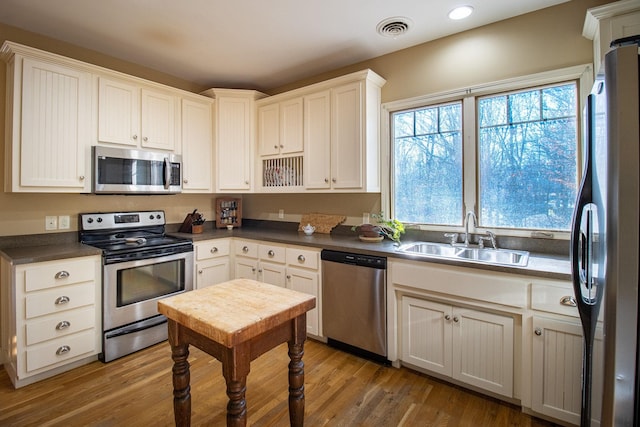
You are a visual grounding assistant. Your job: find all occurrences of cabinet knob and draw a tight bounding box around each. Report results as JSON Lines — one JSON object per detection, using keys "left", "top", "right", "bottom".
{"left": 245, "top": 180, "right": 250, "bottom": 185}
{"left": 297, "top": 255, "right": 305, "bottom": 262}
{"left": 242, "top": 246, "right": 249, "bottom": 253}
{"left": 560, "top": 296, "right": 577, "bottom": 307}
{"left": 279, "top": 144, "right": 284, "bottom": 148}
{"left": 56, "top": 345, "right": 71, "bottom": 356}
{"left": 332, "top": 178, "right": 337, "bottom": 183}
{"left": 324, "top": 178, "right": 329, "bottom": 183}
{"left": 183, "top": 179, "right": 188, "bottom": 184}
{"left": 198, "top": 269, "right": 203, "bottom": 274}
{"left": 143, "top": 136, "right": 148, "bottom": 142}
{"left": 258, "top": 268, "right": 263, "bottom": 273}
{"left": 534, "top": 328, "right": 543, "bottom": 336}
{"left": 132, "top": 134, "right": 138, "bottom": 140}
{"left": 56, "top": 320, "right": 71, "bottom": 330}
{"left": 453, "top": 316, "right": 460, "bottom": 323}
{"left": 268, "top": 250, "right": 275, "bottom": 257}
{"left": 286, "top": 274, "right": 291, "bottom": 279}
{"left": 55, "top": 270, "right": 70, "bottom": 280}
{"left": 444, "top": 314, "right": 451, "bottom": 321}
{"left": 274, "top": 145, "right": 278, "bottom": 149}
{"left": 211, "top": 247, "right": 218, "bottom": 253}
{"left": 251, "top": 267, "right": 256, "bottom": 273}
{"left": 79, "top": 175, "right": 85, "bottom": 180}
{"left": 55, "top": 296, "right": 70, "bottom": 305}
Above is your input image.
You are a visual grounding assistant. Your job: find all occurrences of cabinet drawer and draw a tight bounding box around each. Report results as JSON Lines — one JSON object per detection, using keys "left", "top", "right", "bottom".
{"left": 26, "top": 329, "right": 96, "bottom": 373}
{"left": 25, "top": 282, "right": 95, "bottom": 319}
{"left": 286, "top": 247, "right": 319, "bottom": 270}
{"left": 531, "top": 282, "right": 580, "bottom": 318}
{"left": 259, "top": 244, "right": 286, "bottom": 263}
{"left": 26, "top": 306, "right": 96, "bottom": 346}
{"left": 196, "top": 239, "right": 230, "bottom": 261}
{"left": 234, "top": 240, "right": 259, "bottom": 258}
{"left": 24, "top": 257, "right": 96, "bottom": 292}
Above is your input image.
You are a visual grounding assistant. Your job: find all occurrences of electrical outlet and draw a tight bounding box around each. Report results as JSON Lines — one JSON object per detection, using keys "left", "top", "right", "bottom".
{"left": 58, "top": 215, "right": 70, "bottom": 230}
{"left": 278, "top": 209, "right": 284, "bottom": 219}
{"left": 45, "top": 216, "right": 57, "bottom": 230}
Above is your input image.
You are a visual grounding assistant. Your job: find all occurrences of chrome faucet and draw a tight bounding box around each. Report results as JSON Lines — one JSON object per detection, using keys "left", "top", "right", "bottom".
{"left": 463, "top": 211, "right": 477, "bottom": 246}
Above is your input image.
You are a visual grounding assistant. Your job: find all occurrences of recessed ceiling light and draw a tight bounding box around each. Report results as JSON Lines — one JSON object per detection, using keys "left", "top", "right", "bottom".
{"left": 376, "top": 17, "right": 413, "bottom": 38}
{"left": 448, "top": 5, "right": 474, "bottom": 20}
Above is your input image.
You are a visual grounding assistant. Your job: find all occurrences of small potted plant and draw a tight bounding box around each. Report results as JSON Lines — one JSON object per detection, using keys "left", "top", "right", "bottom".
{"left": 352, "top": 212, "right": 405, "bottom": 244}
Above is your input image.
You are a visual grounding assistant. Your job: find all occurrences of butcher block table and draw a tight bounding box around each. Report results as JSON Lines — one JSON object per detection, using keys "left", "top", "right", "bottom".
{"left": 157, "top": 279, "right": 316, "bottom": 427}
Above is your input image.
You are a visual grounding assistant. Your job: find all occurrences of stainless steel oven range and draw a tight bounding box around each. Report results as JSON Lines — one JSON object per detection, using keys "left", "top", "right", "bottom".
{"left": 80, "top": 210, "right": 193, "bottom": 362}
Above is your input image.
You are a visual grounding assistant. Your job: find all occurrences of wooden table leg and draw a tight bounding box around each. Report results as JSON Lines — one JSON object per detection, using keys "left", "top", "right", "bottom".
{"left": 288, "top": 315, "right": 307, "bottom": 427}
{"left": 222, "top": 343, "right": 251, "bottom": 427}
{"left": 168, "top": 321, "right": 191, "bottom": 427}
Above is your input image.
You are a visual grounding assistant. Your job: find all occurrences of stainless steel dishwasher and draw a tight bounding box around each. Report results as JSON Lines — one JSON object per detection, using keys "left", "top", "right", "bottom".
{"left": 321, "top": 250, "right": 387, "bottom": 362}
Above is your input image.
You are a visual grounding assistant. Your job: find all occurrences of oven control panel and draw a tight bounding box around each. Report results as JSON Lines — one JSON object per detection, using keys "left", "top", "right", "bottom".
{"left": 80, "top": 211, "right": 166, "bottom": 230}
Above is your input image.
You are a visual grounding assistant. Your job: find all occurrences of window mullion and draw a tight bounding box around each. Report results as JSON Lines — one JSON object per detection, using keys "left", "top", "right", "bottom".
{"left": 462, "top": 96, "right": 477, "bottom": 227}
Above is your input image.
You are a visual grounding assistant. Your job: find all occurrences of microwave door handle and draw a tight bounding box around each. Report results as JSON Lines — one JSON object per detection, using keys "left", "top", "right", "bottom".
{"left": 164, "top": 157, "right": 171, "bottom": 189}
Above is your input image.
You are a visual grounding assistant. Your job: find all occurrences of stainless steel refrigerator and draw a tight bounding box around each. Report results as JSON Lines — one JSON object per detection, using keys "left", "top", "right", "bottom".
{"left": 572, "top": 39, "right": 640, "bottom": 427}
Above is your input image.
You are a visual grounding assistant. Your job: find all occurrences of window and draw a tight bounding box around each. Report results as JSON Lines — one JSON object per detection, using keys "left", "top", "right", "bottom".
{"left": 390, "top": 79, "right": 579, "bottom": 233}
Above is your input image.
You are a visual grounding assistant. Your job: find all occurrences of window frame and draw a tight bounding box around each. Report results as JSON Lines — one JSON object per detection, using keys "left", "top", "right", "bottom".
{"left": 381, "top": 63, "right": 593, "bottom": 239}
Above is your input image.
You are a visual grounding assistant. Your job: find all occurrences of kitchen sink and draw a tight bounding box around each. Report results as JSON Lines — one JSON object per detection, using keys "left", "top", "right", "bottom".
{"left": 396, "top": 241, "right": 529, "bottom": 267}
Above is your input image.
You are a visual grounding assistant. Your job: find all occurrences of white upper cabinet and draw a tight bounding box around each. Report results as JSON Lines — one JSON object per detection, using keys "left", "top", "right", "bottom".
{"left": 98, "top": 77, "right": 178, "bottom": 151}
{"left": 257, "top": 97, "right": 304, "bottom": 156}
{"left": 583, "top": 0, "right": 640, "bottom": 75}
{"left": 181, "top": 97, "right": 214, "bottom": 192}
{"left": 304, "top": 70, "right": 385, "bottom": 192}
{"left": 2, "top": 43, "right": 92, "bottom": 192}
{"left": 201, "top": 88, "right": 267, "bottom": 192}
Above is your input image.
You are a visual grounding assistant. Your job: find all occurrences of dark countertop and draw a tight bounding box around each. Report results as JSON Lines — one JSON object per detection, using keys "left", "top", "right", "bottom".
{"left": 0, "top": 223, "right": 570, "bottom": 280}
{"left": 170, "top": 225, "right": 570, "bottom": 281}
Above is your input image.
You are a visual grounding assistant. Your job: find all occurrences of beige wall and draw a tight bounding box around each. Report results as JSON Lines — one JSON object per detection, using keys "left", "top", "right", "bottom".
{"left": 0, "top": 1, "right": 608, "bottom": 237}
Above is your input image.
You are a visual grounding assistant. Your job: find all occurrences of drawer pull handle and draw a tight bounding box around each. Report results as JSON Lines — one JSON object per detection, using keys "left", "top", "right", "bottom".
{"left": 211, "top": 247, "right": 218, "bottom": 253}
{"left": 55, "top": 296, "right": 70, "bottom": 305}
{"left": 534, "top": 328, "right": 543, "bottom": 336}
{"left": 56, "top": 345, "right": 71, "bottom": 356}
{"left": 268, "top": 250, "right": 275, "bottom": 257}
{"left": 297, "top": 255, "right": 305, "bottom": 262}
{"left": 55, "top": 271, "right": 70, "bottom": 279}
{"left": 56, "top": 321, "right": 71, "bottom": 330}
{"left": 560, "top": 296, "right": 577, "bottom": 307}
{"left": 242, "top": 246, "right": 249, "bottom": 253}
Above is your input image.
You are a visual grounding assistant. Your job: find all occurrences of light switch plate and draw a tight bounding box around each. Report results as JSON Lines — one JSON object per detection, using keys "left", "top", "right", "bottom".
{"left": 58, "top": 215, "right": 70, "bottom": 229}
{"left": 45, "top": 216, "right": 57, "bottom": 230}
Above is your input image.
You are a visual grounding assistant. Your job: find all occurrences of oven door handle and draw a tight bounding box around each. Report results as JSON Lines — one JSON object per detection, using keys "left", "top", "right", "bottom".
{"left": 104, "top": 315, "right": 167, "bottom": 339}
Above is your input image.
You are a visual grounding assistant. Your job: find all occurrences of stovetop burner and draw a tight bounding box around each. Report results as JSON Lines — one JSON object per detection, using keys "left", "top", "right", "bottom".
{"left": 79, "top": 211, "right": 193, "bottom": 261}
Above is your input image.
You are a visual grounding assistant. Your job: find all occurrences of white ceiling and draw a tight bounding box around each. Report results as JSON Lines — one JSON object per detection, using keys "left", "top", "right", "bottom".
{"left": 0, "top": 0, "right": 569, "bottom": 91}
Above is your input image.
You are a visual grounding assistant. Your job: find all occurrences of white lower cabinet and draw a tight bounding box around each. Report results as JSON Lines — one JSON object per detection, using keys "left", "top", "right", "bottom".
{"left": 233, "top": 240, "right": 320, "bottom": 336}
{"left": 194, "top": 239, "right": 230, "bottom": 289}
{"left": 402, "top": 295, "right": 514, "bottom": 397}
{"left": 1, "top": 255, "right": 102, "bottom": 388}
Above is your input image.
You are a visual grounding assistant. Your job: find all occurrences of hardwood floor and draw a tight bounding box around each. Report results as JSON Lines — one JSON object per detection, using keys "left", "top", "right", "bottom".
{"left": 0, "top": 339, "right": 559, "bottom": 426}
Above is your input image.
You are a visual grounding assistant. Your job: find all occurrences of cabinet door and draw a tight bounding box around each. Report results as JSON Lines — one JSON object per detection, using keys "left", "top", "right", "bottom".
{"left": 401, "top": 297, "right": 452, "bottom": 377}
{"left": 259, "top": 262, "right": 286, "bottom": 287}
{"left": 98, "top": 77, "right": 140, "bottom": 146}
{"left": 216, "top": 96, "right": 252, "bottom": 191}
{"left": 280, "top": 97, "right": 303, "bottom": 154}
{"left": 304, "top": 90, "right": 331, "bottom": 189}
{"left": 258, "top": 103, "right": 280, "bottom": 156}
{"left": 287, "top": 267, "right": 319, "bottom": 335}
{"left": 331, "top": 81, "right": 363, "bottom": 189}
{"left": 531, "top": 316, "right": 603, "bottom": 425}
{"left": 234, "top": 257, "right": 258, "bottom": 280}
{"left": 196, "top": 258, "right": 230, "bottom": 289}
{"left": 452, "top": 308, "right": 514, "bottom": 397}
{"left": 141, "top": 88, "right": 176, "bottom": 151}
{"left": 18, "top": 58, "right": 91, "bottom": 190}
{"left": 181, "top": 98, "right": 213, "bottom": 192}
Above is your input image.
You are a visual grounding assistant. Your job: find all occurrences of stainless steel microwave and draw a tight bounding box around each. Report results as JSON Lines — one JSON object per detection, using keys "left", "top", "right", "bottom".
{"left": 93, "top": 146, "right": 182, "bottom": 194}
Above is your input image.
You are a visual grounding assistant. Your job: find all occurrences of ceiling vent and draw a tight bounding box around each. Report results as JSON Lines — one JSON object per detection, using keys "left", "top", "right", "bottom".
{"left": 376, "top": 17, "right": 412, "bottom": 38}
